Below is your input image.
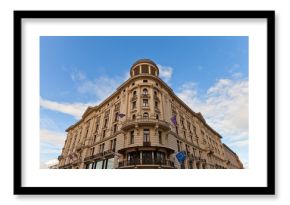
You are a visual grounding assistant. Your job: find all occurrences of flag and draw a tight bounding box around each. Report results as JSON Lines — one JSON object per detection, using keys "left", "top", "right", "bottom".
{"left": 171, "top": 115, "right": 177, "bottom": 125}
{"left": 118, "top": 113, "right": 126, "bottom": 118}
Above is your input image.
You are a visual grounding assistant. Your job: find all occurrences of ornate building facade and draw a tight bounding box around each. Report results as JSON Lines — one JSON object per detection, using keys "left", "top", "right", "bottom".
{"left": 58, "top": 59, "right": 243, "bottom": 169}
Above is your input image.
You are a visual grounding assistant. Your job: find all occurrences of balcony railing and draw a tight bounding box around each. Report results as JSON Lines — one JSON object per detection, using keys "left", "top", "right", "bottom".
{"left": 131, "top": 95, "right": 137, "bottom": 101}
{"left": 118, "top": 159, "right": 175, "bottom": 168}
{"left": 84, "top": 149, "right": 114, "bottom": 162}
{"left": 188, "top": 154, "right": 206, "bottom": 163}
{"left": 141, "top": 94, "right": 150, "bottom": 98}
{"left": 121, "top": 117, "right": 170, "bottom": 131}
{"left": 143, "top": 141, "right": 151, "bottom": 146}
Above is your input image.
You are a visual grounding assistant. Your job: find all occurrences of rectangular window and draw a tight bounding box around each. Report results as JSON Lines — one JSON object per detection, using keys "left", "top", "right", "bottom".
{"left": 110, "top": 139, "right": 116, "bottom": 151}
{"left": 143, "top": 99, "right": 148, "bottom": 107}
{"left": 95, "top": 124, "right": 99, "bottom": 133}
{"left": 91, "top": 147, "right": 95, "bottom": 155}
{"left": 134, "top": 68, "right": 139, "bottom": 75}
{"left": 113, "top": 124, "right": 117, "bottom": 133}
{"left": 104, "top": 119, "right": 108, "bottom": 128}
{"left": 93, "top": 135, "right": 97, "bottom": 143}
{"left": 141, "top": 65, "right": 149, "bottom": 73}
{"left": 99, "top": 143, "right": 105, "bottom": 153}
{"left": 143, "top": 129, "right": 150, "bottom": 142}
{"left": 132, "top": 101, "right": 136, "bottom": 109}
{"left": 103, "top": 130, "right": 106, "bottom": 138}
{"left": 130, "top": 131, "right": 134, "bottom": 144}
{"left": 177, "top": 140, "right": 180, "bottom": 152}
{"left": 155, "top": 101, "right": 158, "bottom": 108}
{"left": 158, "top": 131, "right": 162, "bottom": 144}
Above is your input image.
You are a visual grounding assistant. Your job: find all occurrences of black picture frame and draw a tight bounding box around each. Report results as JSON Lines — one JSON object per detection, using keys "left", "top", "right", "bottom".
{"left": 14, "top": 10, "right": 275, "bottom": 195}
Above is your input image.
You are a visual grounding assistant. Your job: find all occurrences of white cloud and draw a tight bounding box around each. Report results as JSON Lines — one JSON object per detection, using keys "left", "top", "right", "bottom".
{"left": 40, "top": 159, "right": 59, "bottom": 169}
{"left": 70, "top": 68, "right": 86, "bottom": 81}
{"left": 158, "top": 64, "right": 173, "bottom": 83}
{"left": 227, "top": 139, "right": 249, "bottom": 148}
{"left": 77, "top": 76, "right": 120, "bottom": 101}
{"left": 40, "top": 129, "right": 66, "bottom": 147}
{"left": 40, "top": 97, "right": 91, "bottom": 119}
{"left": 176, "top": 74, "right": 248, "bottom": 144}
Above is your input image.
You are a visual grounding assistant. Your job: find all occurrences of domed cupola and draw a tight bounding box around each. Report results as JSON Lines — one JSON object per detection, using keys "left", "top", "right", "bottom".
{"left": 130, "top": 59, "right": 159, "bottom": 77}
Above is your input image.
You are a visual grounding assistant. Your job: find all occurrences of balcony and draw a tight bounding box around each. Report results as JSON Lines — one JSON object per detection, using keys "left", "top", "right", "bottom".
{"left": 76, "top": 143, "right": 85, "bottom": 151}
{"left": 121, "top": 117, "right": 170, "bottom": 131}
{"left": 118, "top": 159, "right": 175, "bottom": 169}
{"left": 188, "top": 154, "right": 206, "bottom": 163}
{"left": 143, "top": 141, "right": 151, "bottom": 146}
{"left": 154, "top": 95, "right": 160, "bottom": 101}
{"left": 131, "top": 95, "right": 137, "bottom": 101}
{"left": 84, "top": 149, "right": 114, "bottom": 162}
{"left": 141, "top": 94, "right": 150, "bottom": 98}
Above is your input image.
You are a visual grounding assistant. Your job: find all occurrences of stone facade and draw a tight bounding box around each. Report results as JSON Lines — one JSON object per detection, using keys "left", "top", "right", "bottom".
{"left": 58, "top": 59, "right": 244, "bottom": 169}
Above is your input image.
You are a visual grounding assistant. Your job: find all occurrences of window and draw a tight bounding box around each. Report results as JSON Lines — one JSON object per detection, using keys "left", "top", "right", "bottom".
{"left": 184, "top": 131, "right": 186, "bottom": 138}
{"left": 143, "top": 129, "right": 150, "bottom": 142}
{"left": 132, "top": 114, "right": 136, "bottom": 120}
{"left": 143, "top": 79, "right": 148, "bottom": 83}
{"left": 94, "top": 158, "right": 114, "bottom": 169}
{"left": 132, "top": 101, "right": 136, "bottom": 109}
{"left": 141, "top": 65, "right": 149, "bottom": 73}
{"left": 134, "top": 67, "right": 139, "bottom": 75}
{"left": 181, "top": 118, "right": 185, "bottom": 128}
{"left": 156, "top": 114, "right": 159, "bottom": 120}
{"left": 155, "top": 101, "right": 158, "bottom": 108}
{"left": 113, "top": 124, "right": 117, "bottom": 133}
{"left": 110, "top": 139, "right": 116, "bottom": 151}
{"left": 95, "top": 124, "right": 99, "bottom": 133}
{"left": 154, "top": 90, "right": 157, "bottom": 96}
{"left": 102, "top": 130, "right": 106, "bottom": 138}
{"left": 99, "top": 143, "right": 105, "bottom": 153}
{"left": 133, "top": 90, "right": 137, "bottom": 96}
{"left": 177, "top": 140, "right": 181, "bottom": 152}
{"left": 132, "top": 82, "right": 135, "bottom": 86}
{"left": 158, "top": 131, "right": 162, "bottom": 144}
{"left": 143, "top": 99, "right": 148, "bottom": 107}
{"left": 93, "top": 135, "right": 97, "bottom": 143}
{"left": 91, "top": 147, "right": 95, "bottom": 155}
{"left": 103, "top": 119, "right": 108, "bottom": 128}
{"left": 143, "top": 112, "right": 149, "bottom": 119}
{"left": 193, "top": 126, "right": 197, "bottom": 136}
{"left": 114, "top": 112, "right": 119, "bottom": 122}
{"left": 130, "top": 131, "right": 134, "bottom": 144}
{"left": 143, "top": 88, "right": 148, "bottom": 94}
{"left": 186, "top": 145, "right": 190, "bottom": 154}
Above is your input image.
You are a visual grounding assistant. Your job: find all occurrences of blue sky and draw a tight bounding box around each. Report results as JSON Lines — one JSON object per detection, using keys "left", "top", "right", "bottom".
{"left": 40, "top": 36, "right": 248, "bottom": 168}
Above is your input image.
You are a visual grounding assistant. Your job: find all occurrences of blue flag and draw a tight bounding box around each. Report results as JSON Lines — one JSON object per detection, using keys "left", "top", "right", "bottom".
{"left": 171, "top": 115, "right": 177, "bottom": 125}
{"left": 176, "top": 151, "right": 186, "bottom": 163}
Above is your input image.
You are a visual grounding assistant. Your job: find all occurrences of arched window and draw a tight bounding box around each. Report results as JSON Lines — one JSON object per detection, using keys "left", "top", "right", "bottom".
{"left": 133, "top": 90, "right": 137, "bottom": 96}
{"left": 156, "top": 114, "right": 159, "bottom": 120}
{"left": 143, "top": 112, "right": 149, "bottom": 119}
{"left": 154, "top": 90, "right": 157, "bottom": 96}
{"left": 132, "top": 114, "right": 136, "bottom": 120}
{"left": 143, "top": 88, "right": 148, "bottom": 95}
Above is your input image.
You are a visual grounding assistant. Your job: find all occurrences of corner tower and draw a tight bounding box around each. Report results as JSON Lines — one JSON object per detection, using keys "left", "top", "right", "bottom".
{"left": 130, "top": 59, "right": 159, "bottom": 77}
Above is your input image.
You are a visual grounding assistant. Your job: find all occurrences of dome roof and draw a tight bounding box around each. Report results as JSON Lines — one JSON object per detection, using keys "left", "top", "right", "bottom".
{"left": 130, "top": 59, "right": 159, "bottom": 77}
